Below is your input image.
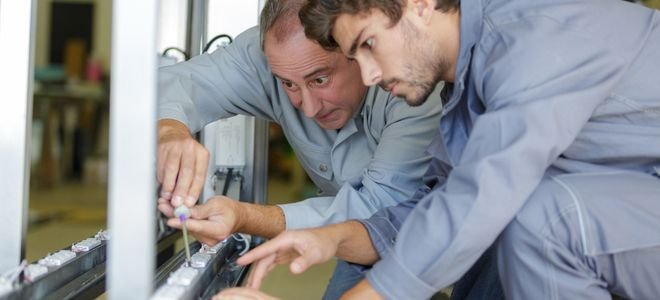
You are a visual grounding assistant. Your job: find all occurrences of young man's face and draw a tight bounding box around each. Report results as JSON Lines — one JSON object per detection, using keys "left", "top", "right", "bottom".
{"left": 332, "top": 4, "right": 458, "bottom": 106}
{"left": 265, "top": 28, "right": 367, "bottom": 130}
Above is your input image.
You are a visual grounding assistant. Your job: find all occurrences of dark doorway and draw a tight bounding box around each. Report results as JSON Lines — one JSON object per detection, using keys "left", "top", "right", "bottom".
{"left": 49, "top": 2, "right": 94, "bottom": 65}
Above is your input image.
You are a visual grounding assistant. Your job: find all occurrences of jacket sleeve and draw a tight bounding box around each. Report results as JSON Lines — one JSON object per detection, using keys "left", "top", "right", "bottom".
{"left": 158, "top": 27, "right": 282, "bottom": 133}
{"left": 358, "top": 135, "right": 453, "bottom": 257}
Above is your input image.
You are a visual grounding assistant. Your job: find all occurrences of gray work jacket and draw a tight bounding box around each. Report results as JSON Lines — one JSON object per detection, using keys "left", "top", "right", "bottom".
{"left": 158, "top": 27, "right": 443, "bottom": 229}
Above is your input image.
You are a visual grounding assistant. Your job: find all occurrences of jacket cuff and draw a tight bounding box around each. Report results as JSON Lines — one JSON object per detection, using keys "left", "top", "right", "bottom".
{"left": 366, "top": 250, "right": 437, "bottom": 300}
{"left": 356, "top": 216, "right": 398, "bottom": 259}
{"left": 277, "top": 203, "right": 312, "bottom": 230}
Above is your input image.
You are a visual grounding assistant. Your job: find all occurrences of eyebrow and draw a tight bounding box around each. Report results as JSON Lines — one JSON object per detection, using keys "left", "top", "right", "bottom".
{"left": 272, "top": 72, "right": 290, "bottom": 83}
{"left": 303, "top": 67, "right": 331, "bottom": 80}
{"left": 272, "top": 66, "right": 331, "bottom": 83}
{"left": 348, "top": 28, "right": 366, "bottom": 58}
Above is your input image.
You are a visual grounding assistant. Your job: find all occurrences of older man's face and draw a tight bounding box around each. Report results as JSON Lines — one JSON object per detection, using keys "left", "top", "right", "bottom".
{"left": 265, "top": 29, "right": 367, "bottom": 130}
{"left": 332, "top": 6, "right": 456, "bottom": 106}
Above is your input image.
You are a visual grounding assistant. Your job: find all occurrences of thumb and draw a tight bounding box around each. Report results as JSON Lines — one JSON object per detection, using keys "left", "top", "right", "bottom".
{"left": 189, "top": 201, "right": 215, "bottom": 219}
{"left": 180, "top": 218, "right": 206, "bottom": 233}
{"left": 289, "top": 256, "right": 312, "bottom": 274}
{"left": 183, "top": 219, "right": 231, "bottom": 243}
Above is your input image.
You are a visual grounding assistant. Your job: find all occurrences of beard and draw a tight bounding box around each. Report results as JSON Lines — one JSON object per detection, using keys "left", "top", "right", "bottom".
{"left": 396, "top": 18, "right": 451, "bottom": 107}
{"left": 399, "top": 66, "right": 445, "bottom": 107}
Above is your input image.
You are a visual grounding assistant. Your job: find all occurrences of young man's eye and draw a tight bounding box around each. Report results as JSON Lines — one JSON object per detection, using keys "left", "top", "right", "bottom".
{"left": 363, "top": 38, "right": 374, "bottom": 49}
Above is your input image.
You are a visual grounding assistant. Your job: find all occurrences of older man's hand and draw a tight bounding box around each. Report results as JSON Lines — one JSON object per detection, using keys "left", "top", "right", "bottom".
{"left": 157, "top": 119, "right": 209, "bottom": 210}
{"left": 164, "top": 196, "right": 242, "bottom": 246}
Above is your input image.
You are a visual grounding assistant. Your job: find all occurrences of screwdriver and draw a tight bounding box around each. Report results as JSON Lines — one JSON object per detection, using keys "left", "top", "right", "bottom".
{"left": 174, "top": 205, "right": 192, "bottom": 262}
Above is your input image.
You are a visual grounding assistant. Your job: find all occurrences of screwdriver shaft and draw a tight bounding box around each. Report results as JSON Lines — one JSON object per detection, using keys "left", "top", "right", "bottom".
{"left": 182, "top": 220, "right": 192, "bottom": 261}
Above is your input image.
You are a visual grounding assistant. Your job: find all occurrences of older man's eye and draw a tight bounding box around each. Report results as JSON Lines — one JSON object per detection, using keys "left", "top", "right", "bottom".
{"left": 314, "top": 76, "right": 329, "bottom": 85}
{"left": 282, "top": 80, "right": 299, "bottom": 91}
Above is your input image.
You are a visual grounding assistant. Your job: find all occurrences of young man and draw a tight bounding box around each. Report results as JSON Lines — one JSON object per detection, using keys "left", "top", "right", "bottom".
{"left": 156, "top": 0, "right": 441, "bottom": 298}
{"left": 228, "top": 0, "right": 660, "bottom": 299}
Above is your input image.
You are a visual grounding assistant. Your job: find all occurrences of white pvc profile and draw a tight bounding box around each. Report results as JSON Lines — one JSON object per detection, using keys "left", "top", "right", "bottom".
{"left": 200, "top": 0, "right": 269, "bottom": 204}
{"left": 188, "top": 0, "right": 207, "bottom": 56}
{"left": 107, "top": 0, "right": 158, "bottom": 298}
{"left": 0, "top": 0, "right": 36, "bottom": 274}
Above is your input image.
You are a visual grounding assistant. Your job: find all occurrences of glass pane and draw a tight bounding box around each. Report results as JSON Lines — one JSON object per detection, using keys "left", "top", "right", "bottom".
{"left": 28, "top": 0, "right": 111, "bottom": 263}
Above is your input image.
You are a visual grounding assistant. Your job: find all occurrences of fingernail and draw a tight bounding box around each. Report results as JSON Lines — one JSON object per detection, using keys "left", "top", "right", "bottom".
{"left": 291, "top": 262, "right": 302, "bottom": 273}
{"left": 172, "top": 195, "right": 183, "bottom": 206}
{"left": 161, "top": 191, "right": 172, "bottom": 199}
{"left": 186, "top": 196, "right": 197, "bottom": 206}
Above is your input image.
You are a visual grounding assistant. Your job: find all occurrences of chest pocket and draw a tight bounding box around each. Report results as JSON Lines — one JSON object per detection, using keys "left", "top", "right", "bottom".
{"left": 289, "top": 140, "right": 339, "bottom": 196}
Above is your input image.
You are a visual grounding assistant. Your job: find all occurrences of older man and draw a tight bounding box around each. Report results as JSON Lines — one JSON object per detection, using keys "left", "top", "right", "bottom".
{"left": 230, "top": 0, "right": 660, "bottom": 299}
{"left": 156, "top": 0, "right": 441, "bottom": 298}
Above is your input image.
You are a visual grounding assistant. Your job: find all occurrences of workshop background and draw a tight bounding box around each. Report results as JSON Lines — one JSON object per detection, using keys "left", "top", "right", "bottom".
{"left": 26, "top": 1, "right": 330, "bottom": 298}
{"left": 23, "top": 0, "right": 659, "bottom": 299}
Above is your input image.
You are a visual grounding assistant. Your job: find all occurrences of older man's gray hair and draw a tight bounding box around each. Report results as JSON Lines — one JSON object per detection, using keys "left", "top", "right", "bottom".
{"left": 259, "top": 0, "right": 306, "bottom": 51}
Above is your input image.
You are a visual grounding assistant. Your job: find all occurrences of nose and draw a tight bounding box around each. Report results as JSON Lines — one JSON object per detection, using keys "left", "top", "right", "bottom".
{"left": 358, "top": 55, "right": 382, "bottom": 86}
{"left": 300, "top": 88, "right": 322, "bottom": 118}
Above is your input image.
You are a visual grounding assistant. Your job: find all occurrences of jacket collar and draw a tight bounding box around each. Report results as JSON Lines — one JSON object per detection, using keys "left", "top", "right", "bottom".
{"left": 442, "top": 0, "right": 485, "bottom": 114}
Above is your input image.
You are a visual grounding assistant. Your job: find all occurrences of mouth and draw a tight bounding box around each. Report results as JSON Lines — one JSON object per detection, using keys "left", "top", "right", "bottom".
{"left": 390, "top": 83, "right": 398, "bottom": 95}
{"left": 316, "top": 110, "right": 335, "bottom": 122}
{"left": 380, "top": 80, "right": 398, "bottom": 94}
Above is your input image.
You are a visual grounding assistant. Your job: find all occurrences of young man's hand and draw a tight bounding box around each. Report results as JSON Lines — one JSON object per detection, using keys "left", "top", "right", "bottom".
{"left": 213, "top": 287, "right": 278, "bottom": 300}
{"left": 340, "top": 280, "right": 383, "bottom": 300}
{"left": 213, "top": 287, "right": 280, "bottom": 300}
{"left": 238, "top": 227, "right": 341, "bottom": 289}
{"left": 236, "top": 221, "right": 379, "bottom": 289}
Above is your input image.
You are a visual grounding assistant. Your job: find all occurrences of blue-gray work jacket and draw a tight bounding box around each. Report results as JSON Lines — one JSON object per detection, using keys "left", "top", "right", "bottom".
{"left": 361, "top": 0, "right": 660, "bottom": 298}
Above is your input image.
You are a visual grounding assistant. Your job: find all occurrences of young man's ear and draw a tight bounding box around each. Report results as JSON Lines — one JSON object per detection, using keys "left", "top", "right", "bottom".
{"left": 409, "top": 0, "right": 436, "bottom": 23}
